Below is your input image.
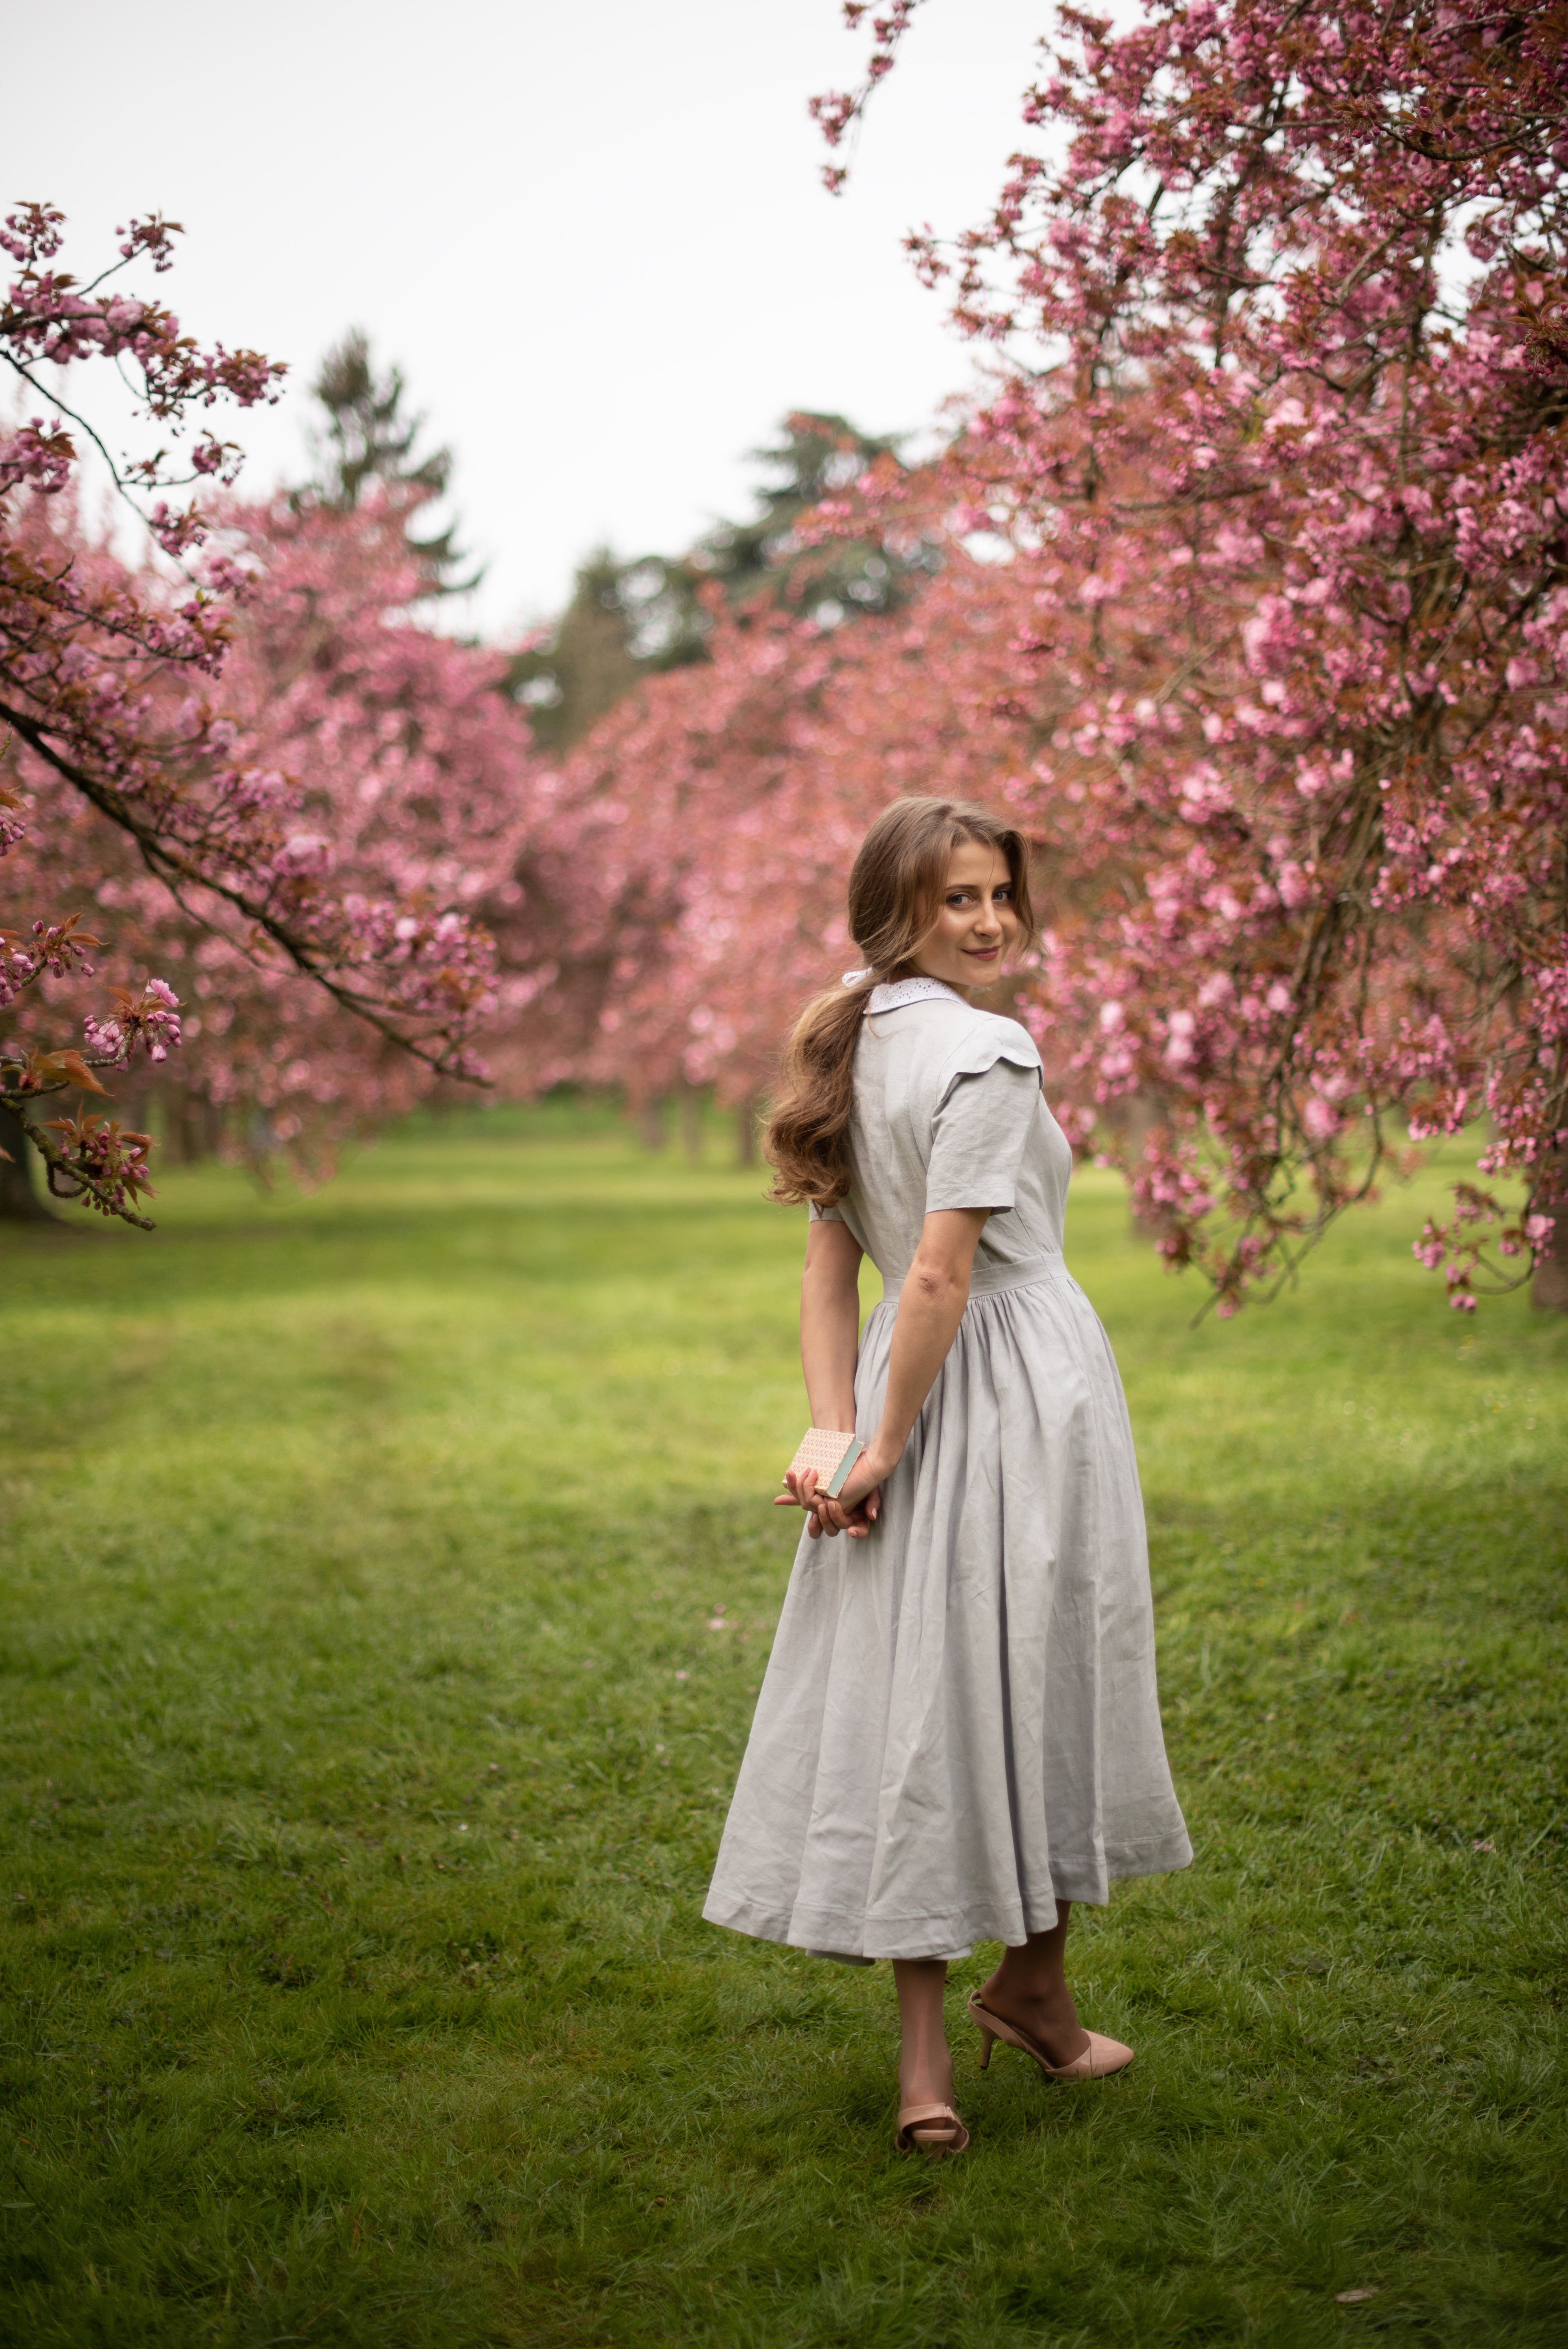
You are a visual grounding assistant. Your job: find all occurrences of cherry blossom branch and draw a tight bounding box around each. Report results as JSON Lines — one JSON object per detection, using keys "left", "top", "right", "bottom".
{"left": 0, "top": 699, "right": 498, "bottom": 1078}
{"left": 0, "top": 1092, "right": 157, "bottom": 1227}
{"left": 2, "top": 209, "right": 512, "bottom": 1228}
{"left": 809, "top": 2, "right": 929, "bottom": 194}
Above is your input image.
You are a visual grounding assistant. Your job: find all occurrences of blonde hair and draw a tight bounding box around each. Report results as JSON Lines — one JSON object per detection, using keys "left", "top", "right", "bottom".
{"left": 764, "top": 797, "right": 1035, "bottom": 1207}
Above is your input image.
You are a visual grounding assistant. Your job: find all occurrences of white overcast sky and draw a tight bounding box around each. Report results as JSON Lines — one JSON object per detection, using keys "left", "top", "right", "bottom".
{"left": 10, "top": 0, "right": 1048, "bottom": 638}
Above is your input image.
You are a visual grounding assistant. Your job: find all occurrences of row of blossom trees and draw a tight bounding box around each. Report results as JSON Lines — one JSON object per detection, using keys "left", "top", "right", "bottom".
{"left": 6, "top": 0, "right": 1566, "bottom": 1317}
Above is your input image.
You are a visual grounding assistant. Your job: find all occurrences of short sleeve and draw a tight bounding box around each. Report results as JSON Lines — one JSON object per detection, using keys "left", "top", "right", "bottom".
{"left": 925, "top": 1025, "right": 1042, "bottom": 1215}
{"left": 808, "top": 1201, "right": 846, "bottom": 1224}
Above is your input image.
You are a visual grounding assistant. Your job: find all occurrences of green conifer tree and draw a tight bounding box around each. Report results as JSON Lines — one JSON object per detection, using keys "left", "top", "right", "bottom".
{"left": 308, "top": 330, "right": 478, "bottom": 595}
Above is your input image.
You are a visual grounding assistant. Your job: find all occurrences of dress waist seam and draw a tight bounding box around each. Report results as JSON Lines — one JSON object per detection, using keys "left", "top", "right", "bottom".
{"left": 871, "top": 1250, "right": 1069, "bottom": 1302}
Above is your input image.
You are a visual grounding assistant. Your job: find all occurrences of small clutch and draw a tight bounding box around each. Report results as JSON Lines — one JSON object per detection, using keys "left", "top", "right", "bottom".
{"left": 784, "top": 1426, "right": 865, "bottom": 1499}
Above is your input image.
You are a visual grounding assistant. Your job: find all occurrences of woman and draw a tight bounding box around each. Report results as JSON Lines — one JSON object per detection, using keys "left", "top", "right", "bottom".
{"left": 703, "top": 797, "right": 1191, "bottom": 2159}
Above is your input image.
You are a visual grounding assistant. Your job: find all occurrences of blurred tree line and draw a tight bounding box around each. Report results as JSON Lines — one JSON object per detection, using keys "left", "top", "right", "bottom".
{"left": 504, "top": 411, "right": 937, "bottom": 752}
{"left": 307, "top": 330, "right": 935, "bottom": 755}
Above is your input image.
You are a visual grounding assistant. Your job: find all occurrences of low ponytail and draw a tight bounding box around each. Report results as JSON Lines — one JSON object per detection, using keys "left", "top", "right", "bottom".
{"left": 763, "top": 797, "right": 1035, "bottom": 1207}
{"left": 765, "top": 977, "right": 875, "bottom": 1207}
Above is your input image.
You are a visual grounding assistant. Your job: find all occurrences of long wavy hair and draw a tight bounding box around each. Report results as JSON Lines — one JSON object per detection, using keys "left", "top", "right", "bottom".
{"left": 764, "top": 797, "right": 1036, "bottom": 1208}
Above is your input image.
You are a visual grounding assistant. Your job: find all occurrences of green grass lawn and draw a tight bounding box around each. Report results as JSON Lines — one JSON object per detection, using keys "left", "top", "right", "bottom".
{"left": 1, "top": 1102, "right": 1564, "bottom": 2348}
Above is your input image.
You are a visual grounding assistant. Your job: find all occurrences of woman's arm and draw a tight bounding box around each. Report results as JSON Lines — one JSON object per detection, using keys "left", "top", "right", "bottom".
{"left": 799, "top": 1215, "right": 863, "bottom": 1431}
{"left": 822, "top": 1207, "right": 989, "bottom": 1526}
{"left": 775, "top": 1216, "right": 869, "bottom": 1539}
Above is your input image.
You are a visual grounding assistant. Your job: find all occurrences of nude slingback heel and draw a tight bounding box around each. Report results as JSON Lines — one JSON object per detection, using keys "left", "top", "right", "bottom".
{"left": 894, "top": 2101, "right": 971, "bottom": 2160}
{"left": 969, "top": 1989, "right": 1134, "bottom": 2081}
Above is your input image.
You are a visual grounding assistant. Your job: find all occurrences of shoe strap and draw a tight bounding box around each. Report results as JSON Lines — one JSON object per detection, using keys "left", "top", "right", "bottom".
{"left": 971, "top": 1992, "right": 1092, "bottom": 2074}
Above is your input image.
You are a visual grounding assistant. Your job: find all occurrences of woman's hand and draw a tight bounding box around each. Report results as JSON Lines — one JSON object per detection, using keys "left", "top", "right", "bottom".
{"left": 825, "top": 1443, "right": 893, "bottom": 1529}
{"left": 773, "top": 1456, "right": 887, "bottom": 1540}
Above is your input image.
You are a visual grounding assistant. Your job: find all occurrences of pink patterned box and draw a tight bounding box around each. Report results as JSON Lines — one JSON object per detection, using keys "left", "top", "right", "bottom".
{"left": 783, "top": 1427, "right": 865, "bottom": 1499}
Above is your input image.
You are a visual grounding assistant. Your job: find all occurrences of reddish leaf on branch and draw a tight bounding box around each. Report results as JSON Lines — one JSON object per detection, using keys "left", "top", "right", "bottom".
{"left": 43, "top": 1107, "right": 156, "bottom": 1220}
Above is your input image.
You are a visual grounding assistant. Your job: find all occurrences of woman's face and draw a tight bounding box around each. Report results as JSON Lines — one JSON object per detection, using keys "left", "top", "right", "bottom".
{"left": 911, "top": 839, "right": 1020, "bottom": 996}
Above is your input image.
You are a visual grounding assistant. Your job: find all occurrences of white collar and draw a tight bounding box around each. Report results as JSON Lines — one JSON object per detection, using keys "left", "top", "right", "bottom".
{"left": 864, "top": 975, "right": 968, "bottom": 1015}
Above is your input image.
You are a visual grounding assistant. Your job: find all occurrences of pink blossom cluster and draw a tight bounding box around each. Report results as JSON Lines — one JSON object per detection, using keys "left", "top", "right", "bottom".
{"left": 80, "top": 978, "right": 182, "bottom": 1066}
{"left": 0, "top": 911, "right": 99, "bottom": 1012}
{"left": 1413, "top": 1187, "right": 1556, "bottom": 1313}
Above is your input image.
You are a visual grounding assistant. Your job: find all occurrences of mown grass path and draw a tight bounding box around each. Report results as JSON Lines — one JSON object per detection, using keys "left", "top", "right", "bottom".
{"left": 2, "top": 1104, "right": 1564, "bottom": 2347}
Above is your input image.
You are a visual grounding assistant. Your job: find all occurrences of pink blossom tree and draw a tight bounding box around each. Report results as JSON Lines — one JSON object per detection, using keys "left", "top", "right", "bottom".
{"left": 1, "top": 206, "right": 503, "bottom": 1223}
{"left": 798, "top": 0, "right": 1568, "bottom": 1313}
{"left": 7, "top": 482, "right": 547, "bottom": 1180}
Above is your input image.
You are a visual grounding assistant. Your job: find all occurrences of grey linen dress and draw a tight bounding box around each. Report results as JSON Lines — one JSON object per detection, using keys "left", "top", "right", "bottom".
{"left": 702, "top": 977, "right": 1191, "bottom": 1964}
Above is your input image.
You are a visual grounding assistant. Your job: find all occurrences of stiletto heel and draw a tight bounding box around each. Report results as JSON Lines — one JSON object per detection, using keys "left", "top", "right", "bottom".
{"left": 895, "top": 2101, "right": 971, "bottom": 2161}
{"left": 976, "top": 2025, "right": 996, "bottom": 2071}
{"left": 968, "top": 1989, "right": 1133, "bottom": 2082}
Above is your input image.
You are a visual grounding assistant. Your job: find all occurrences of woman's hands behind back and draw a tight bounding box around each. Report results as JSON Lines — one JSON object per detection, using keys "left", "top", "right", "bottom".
{"left": 775, "top": 1461, "right": 884, "bottom": 1540}
{"left": 778, "top": 1207, "right": 987, "bottom": 1541}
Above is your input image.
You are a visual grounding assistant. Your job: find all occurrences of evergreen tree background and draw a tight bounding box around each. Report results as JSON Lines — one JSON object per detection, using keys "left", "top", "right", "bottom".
{"left": 307, "top": 330, "right": 478, "bottom": 595}
{"left": 507, "top": 412, "right": 940, "bottom": 753}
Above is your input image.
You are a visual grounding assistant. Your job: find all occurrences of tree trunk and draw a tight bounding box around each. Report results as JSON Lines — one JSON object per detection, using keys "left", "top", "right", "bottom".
{"left": 121, "top": 1086, "right": 151, "bottom": 1146}
{"left": 1105, "top": 1091, "right": 1174, "bottom": 1241}
{"left": 736, "top": 1096, "right": 759, "bottom": 1167}
{"left": 1532, "top": 1152, "right": 1568, "bottom": 1312}
{"left": 171, "top": 1089, "right": 207, "bottom": 1164}
{"left": 678, "top": 1083, "right": 704, "bottom": 1166}
{"left": 638, "top": 1096, "right": 667, "bottom": 1151}
{"left": 0, "top": 1101, "right": 58, "bottom": 1222}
